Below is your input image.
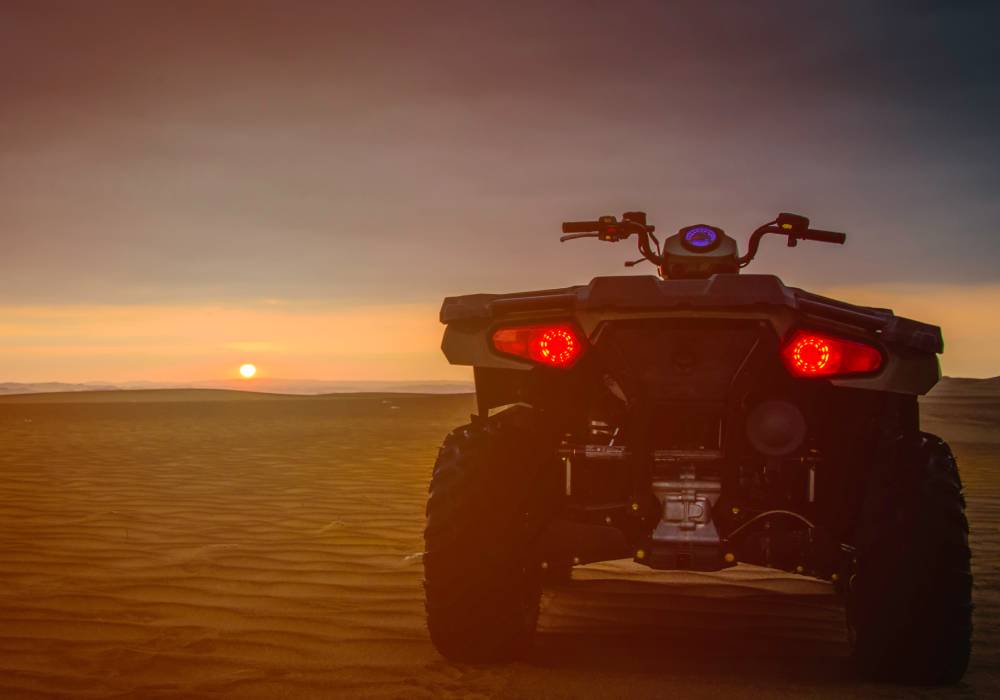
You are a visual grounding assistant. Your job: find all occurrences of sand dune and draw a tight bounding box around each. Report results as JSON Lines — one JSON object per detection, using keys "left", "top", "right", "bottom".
{"left": 0, "top": 388, "right": 997, "bottom": 698}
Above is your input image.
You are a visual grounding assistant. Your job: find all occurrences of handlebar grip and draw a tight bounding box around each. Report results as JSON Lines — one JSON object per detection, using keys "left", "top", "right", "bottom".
{"left": 803, "top": 228, "right": 846, "bottom": 244}
{"left": 561, "top": 220, "right": 600, "bottom": 234}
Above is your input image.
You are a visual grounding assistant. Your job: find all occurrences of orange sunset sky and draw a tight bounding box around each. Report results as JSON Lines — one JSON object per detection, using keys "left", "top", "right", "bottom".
{"left": 2, "top": 2, "right": 998, "bottom": 383}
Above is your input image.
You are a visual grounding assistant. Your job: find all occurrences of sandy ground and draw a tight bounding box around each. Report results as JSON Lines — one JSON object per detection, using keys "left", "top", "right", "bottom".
{"left": 0, "top": 387, "right": 996, "bottom": 698}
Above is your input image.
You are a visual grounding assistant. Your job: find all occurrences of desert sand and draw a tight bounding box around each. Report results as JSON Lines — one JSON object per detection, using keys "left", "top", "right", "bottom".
{"left": 0, "top": 383, "right": 997, "bottom": 698}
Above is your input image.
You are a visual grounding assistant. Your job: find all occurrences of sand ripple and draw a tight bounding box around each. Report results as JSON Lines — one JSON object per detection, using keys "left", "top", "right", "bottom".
{"left": 0, "top": 391, "right": 996, "bottom": 698}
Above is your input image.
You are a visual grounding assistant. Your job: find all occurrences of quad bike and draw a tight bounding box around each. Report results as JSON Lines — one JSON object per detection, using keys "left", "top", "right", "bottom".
{"left": 423, "top": 211, "right": 971, "bottom": 683}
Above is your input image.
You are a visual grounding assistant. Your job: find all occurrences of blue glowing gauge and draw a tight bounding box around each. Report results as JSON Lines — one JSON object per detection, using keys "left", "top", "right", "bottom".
{"left": 683, "top": 226, "right": 719, "bottom": 251}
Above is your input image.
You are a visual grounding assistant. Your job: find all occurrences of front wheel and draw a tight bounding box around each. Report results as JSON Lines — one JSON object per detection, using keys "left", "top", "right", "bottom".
{"left": 423, "top": 406, "right": 558, "bottom": 662}
{"left": 848, "top": 433, "right": 972, "bottom": 684}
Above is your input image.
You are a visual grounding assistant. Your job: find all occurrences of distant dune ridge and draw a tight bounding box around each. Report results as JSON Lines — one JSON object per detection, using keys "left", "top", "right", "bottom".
{"left": 926, "top": 375, "right": 1000, "bottom": 397}
{"left": 0, "top": 378, "right": 474, "bottom": 396}
{"left": 0, "top": 378, "right": 996, "bottom": 697}
{"left": 0, "top": 375, "right": 993, "bottom": 398}
{"left": 0, "top": 381, "right": 121, "bottom": 395}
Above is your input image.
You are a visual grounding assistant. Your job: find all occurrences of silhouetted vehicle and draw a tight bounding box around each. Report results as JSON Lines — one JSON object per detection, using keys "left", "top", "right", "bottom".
{"left": 424, "top": 211, "right": 970, "bottom": 684}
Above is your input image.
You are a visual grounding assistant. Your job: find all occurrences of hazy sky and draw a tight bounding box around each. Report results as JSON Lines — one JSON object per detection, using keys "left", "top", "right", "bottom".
{"left": 2, "top": 1, "right": 999, "bottom": 381}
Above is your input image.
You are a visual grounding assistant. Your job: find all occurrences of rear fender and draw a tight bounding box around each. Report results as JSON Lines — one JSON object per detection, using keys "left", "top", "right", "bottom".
{"left": 446, "top": 308, "right": 941, "bottom": 399}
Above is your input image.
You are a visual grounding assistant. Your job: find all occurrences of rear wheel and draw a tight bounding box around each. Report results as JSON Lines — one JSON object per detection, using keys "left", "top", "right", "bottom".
{"left": 424, "top": 406, "right": 558, "bottom": 662}
{"left": 848, "top": 432, "right": 972, "bottom": 684}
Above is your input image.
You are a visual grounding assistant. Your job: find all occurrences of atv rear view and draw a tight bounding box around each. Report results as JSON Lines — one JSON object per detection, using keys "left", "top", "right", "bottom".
{"left": 424, "top": 211, "right": 971, "bottom": 684}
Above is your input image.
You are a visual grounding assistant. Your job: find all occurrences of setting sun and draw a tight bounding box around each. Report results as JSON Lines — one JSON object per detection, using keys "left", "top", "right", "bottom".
{"left": 239, "top": 363, "right": 257, "bottom": 379}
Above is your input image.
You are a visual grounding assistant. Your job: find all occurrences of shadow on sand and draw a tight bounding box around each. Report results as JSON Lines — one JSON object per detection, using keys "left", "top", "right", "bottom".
{"left": 530, "top": 568, "right": 857, "bottom": 689}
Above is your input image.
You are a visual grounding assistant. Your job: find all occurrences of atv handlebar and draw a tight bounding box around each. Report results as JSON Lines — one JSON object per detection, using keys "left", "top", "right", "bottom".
{"left": 738, "top": 216, "right": 846, "bottom": 267}
{"left": 799, "top": 228, "right": 847, "bottom": 245}
{"left": 559, "top": 211, "right": 846, "bottom": 273}
{"left": 561, "top": 221, "right": 602, "bottom": 234}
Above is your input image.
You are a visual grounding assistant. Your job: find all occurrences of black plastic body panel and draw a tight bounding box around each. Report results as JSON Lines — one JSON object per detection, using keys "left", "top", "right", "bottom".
{"left": 440, "top": 274, "right": 942, "bottom": 397}
{"left": 441, "top": 274, "right": 941, "bottom": 354}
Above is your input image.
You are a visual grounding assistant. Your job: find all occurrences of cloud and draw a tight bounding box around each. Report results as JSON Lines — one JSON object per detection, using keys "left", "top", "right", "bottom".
{"left": 1, "top": 2, "right": 997, "bottom": 380}
{"left": 2, "top": 1, "right": 999, "bottom": 308}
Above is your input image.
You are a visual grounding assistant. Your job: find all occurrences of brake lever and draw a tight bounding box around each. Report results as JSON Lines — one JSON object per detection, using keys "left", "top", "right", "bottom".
{"left": 560, "top": 232, "right": 601, "bottom": 242}
{"left": 624, "top": 258, "right": 646, "bottom": 267}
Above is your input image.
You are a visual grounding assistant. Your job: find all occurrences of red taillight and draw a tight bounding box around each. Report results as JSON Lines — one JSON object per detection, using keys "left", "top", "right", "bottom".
{"left": 781, "top": 330, "right": 882, "bottom": 377}
{"left": 491, "top": 323, "right": 585, "bottom": 368}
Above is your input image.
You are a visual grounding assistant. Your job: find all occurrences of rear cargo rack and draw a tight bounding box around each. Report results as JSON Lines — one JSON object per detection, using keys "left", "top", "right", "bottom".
{"left": 487, "top": 293, "right": 577, "bottom": 317}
